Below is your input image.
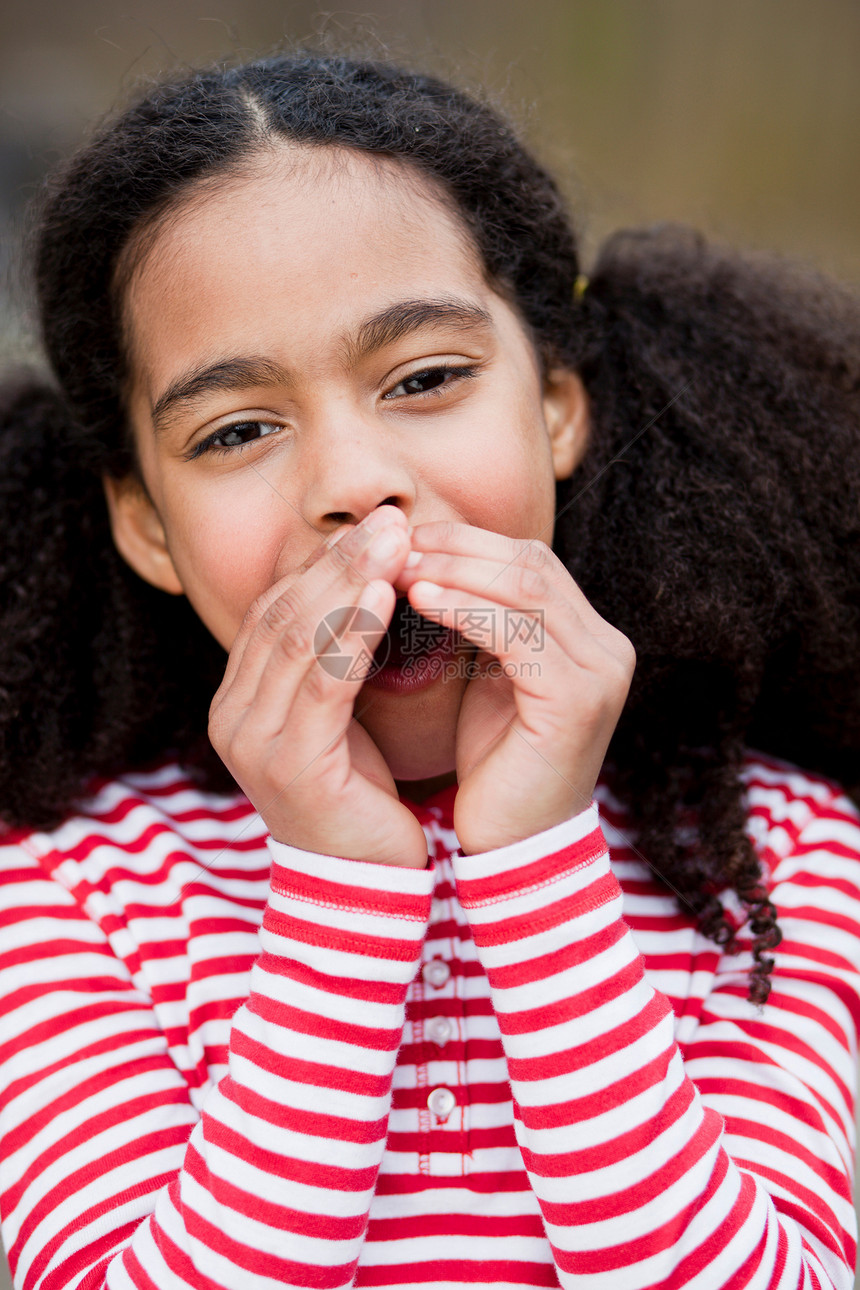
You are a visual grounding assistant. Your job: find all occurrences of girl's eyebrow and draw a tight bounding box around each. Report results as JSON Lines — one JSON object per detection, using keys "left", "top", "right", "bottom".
{"left": 342, "top": 297, "right": 493, "bottom": 368}
{"left": 151, "top": 358, "right": 287, "bottom": 435}
{"left": 149, "top": 296, "right": 493, "bottom": 436}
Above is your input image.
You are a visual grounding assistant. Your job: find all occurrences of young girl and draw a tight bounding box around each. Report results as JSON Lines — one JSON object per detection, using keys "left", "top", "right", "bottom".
{"left": 1, "top": 50, "right": 860, "bottom": 1290}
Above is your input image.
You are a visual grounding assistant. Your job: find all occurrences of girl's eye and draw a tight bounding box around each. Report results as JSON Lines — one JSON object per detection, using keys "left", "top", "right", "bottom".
{"left": 184, "top": 367, "right": 477, "bottom": 460}
{"left": 384, "top": 365, "right": 478, "bottom": 400}
{"left": 185, "top": 420, "right": 281, "bottom": 460}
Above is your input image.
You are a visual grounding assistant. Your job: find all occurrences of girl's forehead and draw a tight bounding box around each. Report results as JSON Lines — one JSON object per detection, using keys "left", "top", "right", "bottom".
{"left": 128, "top": 143, "right": 482, "bottom": 292}
{"left": 121, "top": 143, "right": 501, "bottom": 396}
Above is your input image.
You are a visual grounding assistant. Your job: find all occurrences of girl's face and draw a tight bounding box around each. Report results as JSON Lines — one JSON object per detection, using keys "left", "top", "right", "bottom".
{"left": 106, "top": 147, "right": 588, "bottom": 783}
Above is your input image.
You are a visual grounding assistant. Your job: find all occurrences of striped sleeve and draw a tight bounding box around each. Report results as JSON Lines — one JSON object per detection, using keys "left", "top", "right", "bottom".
{"left": 0, "top": 839, "right": 434, "bottom": 1290}
{"left": 452, "top": 797, "right": 860, "bottom": 1290}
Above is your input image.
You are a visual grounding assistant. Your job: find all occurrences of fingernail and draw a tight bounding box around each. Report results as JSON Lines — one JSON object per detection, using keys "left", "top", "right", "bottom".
{"left": 405, "top": 550, "right": 423, "bottom": 567}
{"left": 412, "top": 580, "right": 443, "bottom": 599}
{"left": 367, "top": 527, "right": 402, "bottom": 563}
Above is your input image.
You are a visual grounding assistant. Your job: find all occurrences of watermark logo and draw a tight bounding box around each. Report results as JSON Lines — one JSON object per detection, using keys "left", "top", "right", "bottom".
{"left": 313, "top": 605, "right": 390, "bottom": 680}
{"left": 445, "top": 607, "right": 545, "bottom": 654}
{"left": 312, "top": 603, "right": 545, "bottom": 682}
{"left": 399, "top": 653, "right": 543, "bottom": 682}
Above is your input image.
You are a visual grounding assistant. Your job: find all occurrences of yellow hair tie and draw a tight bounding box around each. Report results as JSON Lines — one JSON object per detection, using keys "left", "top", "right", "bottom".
{"left": 573, "top": 273, "right": 589, "bottom": 302}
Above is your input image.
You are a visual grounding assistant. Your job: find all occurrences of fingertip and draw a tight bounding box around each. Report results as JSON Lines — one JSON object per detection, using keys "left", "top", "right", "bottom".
{"left": 358, "top": 579, "right": 390, "bottom": 612}
{"left": 369, "top": 504, "right": 409, "bottom": 532}
{"left": 329, "top": 523, "right": 355, "bottom": 546}
{"left": 409, "top": 580, "right": 445, "bottom": 604}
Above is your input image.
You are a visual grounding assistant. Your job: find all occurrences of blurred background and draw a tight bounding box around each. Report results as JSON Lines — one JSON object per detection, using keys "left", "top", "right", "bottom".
{"left": 2, "top": 0, "right": 859, "bottom": 367}
{"left": 0, "top": 0, "right": 858, "bottom": 1284}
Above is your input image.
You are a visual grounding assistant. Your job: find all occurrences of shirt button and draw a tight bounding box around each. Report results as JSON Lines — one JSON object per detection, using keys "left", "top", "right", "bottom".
{"left": 422, "top": 959, "right": 450, "bottom": 989}
{"left": 425, "top": 1015, "right": 452, "bottom": 1046}
{"left": 427, "top": 1086, "right": 456, "bottom": 1120}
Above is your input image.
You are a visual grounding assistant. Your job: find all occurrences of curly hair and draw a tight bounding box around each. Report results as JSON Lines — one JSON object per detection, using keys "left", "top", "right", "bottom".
{"left": 1, "top": 52, "right": 859, "bottom": 1005}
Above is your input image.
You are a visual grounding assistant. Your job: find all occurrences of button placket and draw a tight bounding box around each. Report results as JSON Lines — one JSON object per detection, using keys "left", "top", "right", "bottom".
{"left": 418, "top": 854, "right": 468, "bottom": 1159}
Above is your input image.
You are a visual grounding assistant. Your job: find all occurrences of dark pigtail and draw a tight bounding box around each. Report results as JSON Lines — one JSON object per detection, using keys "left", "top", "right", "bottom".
{"left": 0, "top": 375, "right": 230, "bottom": 832}
{"left": 554, "top": 225, "right": 860, "bottom": 1001}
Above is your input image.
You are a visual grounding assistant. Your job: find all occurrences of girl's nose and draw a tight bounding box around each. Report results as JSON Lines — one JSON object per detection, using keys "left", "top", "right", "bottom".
{"left": 302, "top": 420, "right": 417, "bottom": 532}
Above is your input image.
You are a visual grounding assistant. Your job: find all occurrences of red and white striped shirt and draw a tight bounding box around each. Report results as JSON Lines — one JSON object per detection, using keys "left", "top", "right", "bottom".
{"left": 1, "top": 753, "right": 859, "bottom": 1289}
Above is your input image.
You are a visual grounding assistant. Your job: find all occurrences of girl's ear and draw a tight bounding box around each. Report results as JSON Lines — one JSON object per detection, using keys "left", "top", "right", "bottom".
{"left": 102, "top": 475, "right": 185, "bottom": 596}
{"left": 542, "top": 368, "right": 590, "bottom": 481}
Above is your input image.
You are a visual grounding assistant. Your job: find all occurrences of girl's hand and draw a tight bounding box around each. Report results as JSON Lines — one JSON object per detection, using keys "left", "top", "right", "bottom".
{"left": 397, "top": 521, "right": 635, "bottom": 855}
{"left": 208, "top": 506, "right": 429, "bottom": 868}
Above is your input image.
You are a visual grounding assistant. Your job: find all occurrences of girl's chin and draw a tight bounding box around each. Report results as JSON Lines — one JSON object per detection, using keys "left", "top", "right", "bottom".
{"left": 376, "top": 740, "right": 457, "bottom": 785}
{"left": 356, "top": 705, "right": 458, "bottom": 785}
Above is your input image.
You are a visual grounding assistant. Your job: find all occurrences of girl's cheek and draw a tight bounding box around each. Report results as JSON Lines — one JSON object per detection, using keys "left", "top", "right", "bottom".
{"left": 171, "top": 514, "right": 279, "bottom": 646}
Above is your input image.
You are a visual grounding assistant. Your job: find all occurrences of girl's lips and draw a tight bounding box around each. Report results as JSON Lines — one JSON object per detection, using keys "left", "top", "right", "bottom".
{"left": 364, "top": 594, "right": 460, "bottom": 694}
